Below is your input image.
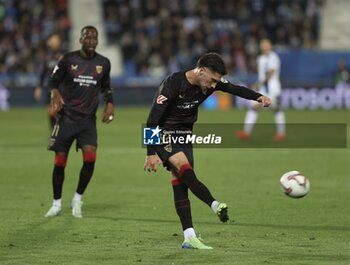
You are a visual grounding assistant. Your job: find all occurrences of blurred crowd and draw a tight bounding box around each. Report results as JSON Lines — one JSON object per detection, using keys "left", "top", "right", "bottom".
{"left": 103, "top": 0, "right": 324, "bottom": 76}
{"left": 0, "top": 0, "right": 326, "bottom": 77}
{"left": 0, "top": 0, "right": 70, "bottom": 75}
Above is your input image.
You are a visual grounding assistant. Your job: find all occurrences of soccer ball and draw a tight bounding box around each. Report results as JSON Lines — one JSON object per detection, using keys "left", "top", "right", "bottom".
{"left": 280, "top": 171, "right": 310, "bottom": 198}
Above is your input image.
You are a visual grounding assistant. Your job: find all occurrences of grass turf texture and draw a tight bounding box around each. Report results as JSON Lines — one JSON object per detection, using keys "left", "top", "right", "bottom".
{"left": 0, "top": 108, "right": 349, "bottom": 265}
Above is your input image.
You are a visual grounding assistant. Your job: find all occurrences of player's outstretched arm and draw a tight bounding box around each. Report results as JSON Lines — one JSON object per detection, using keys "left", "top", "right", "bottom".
{"left": 216, "top": 80, "right": 271, "bottom": 107}
{"left": 144, "top": 155, "right": 162, "bottom": 173}
{"left": 102, "top": 102, "right": 114, "bottom": 124}
{"left": 50, "top": 88, "right": 64, "bottom": 111}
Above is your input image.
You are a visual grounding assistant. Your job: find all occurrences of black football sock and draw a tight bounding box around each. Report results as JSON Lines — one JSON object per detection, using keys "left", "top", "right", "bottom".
{"left": 53, "top": 166, "right": 65, "bottom": 200}
{"left": 76, "top": 161, "right": 95, "bottom": 195}
{"left": 179, "top": 165, "right": 215, "bottom": 207}
{"left": 172, "top": 178, "right": 193, "bottom": 230}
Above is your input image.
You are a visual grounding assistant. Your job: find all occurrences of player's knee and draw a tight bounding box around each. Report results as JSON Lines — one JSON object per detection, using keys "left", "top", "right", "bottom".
{"left": 178, "top": 163, "right": 193, "bottom": 178}
{"left": 83, "top": 152, "right": 96, "bottom": 163}
{"left": 82, "top": 145, "right": 96, "bottom": 153}
{"left": 169, "top": 152, "right": 190, "bottom": 172}
{"left": 54, "top": 155, "right": 67, "bottom": 167}
{"left": 171, "top": 177, "right": 183, "bottom": 186}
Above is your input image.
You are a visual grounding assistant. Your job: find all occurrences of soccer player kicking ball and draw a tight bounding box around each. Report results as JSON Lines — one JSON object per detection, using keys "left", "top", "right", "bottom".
{"left": 144, "top": 53, "right": 271, "bottom": 249}
{"left": 45, "top": 25, "right": 114, "bottom": 218}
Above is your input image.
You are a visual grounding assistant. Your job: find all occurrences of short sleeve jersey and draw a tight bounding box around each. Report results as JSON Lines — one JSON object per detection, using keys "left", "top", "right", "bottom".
{"left": 257, "top": 51, "right": 281, "bottom": 93}
{"left": 49, "top": 50, "right": 111, "bottom": 123}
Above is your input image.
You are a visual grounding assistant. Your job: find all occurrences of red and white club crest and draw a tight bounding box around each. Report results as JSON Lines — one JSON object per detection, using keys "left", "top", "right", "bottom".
{"left": 156, "top": 95, "right": 168, "bottom": 104}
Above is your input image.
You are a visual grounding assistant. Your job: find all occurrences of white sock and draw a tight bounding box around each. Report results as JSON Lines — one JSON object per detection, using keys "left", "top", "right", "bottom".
{"left": 72, "top": 192, "right": 82, "bottom": 202}
{"left": 184, "top": 228, "right": 196, "bottom": 240}
{"left": 53, "top": 199, "right": 61, "bottom": 208}
{"left": 211, "top": 200, "right": 220, "bottom": 213}
{"left": 244, "top": 109, "right": 258, "bottom": 134}
{"left": 275, "top": 111, "right": 286, "bottom": 134}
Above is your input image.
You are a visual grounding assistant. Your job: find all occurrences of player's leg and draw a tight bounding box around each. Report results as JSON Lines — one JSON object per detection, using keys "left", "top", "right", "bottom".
{"left": 170, "top": 169, "right": 213, "bottom": 250}
{"left": 274, "top": 109, "right": 286, "bottom": 141}
{"left": 272, "top": 95, "right": 286, "bottom": 141}
{"left": 46, "top": 122, "right": 74, "bottom": 217}
{"left": 236, "top": 101, "right": 261, "bottom": 140}
{"left": 170, "top": 172, "right": 194, "bottom": 238}
{"left": 72, "top": 124, "right": 97, "bottom": 218}
{"left": 168, "top": 152, "right": 229, "bottom": 223}
{"left": 45, "top": 152, "right": 68, "bottom": 217}
{"left": 169, "top": 152, "right": 214, "bottom": 206}
{"left": 74, "top": 145, "right": 96, "bottom": 201}
{"left": 155, "top": 146, "right": 210, "bottom": 249}
{"left": 71, "top": 145, "right": 96, "bottom": 218}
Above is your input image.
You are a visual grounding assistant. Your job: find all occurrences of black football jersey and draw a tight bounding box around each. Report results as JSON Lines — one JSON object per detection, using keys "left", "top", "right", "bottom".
{"left": 146, "top": 71, "right": 262, "bottom": 155}
{"left": 49, "top": 50, "right": 111, "bottom": 123}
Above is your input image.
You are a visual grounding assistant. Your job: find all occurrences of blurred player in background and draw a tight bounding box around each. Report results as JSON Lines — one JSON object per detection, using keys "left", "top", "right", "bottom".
{"left": 236, "top": 38, "right": 286, "bottom": 141}
{"left": 45, "top": 26, "right": 114, "bottom": 218}
{"left": 34, "top": 33, "right": 64, "bottom": 129}
{"left": 144, "top": 53, "right": 270, "bottom": 249}
{"left": 0, "top": 82, "right": 10, "bottom": 111}
{"left": 334, "top": 58, "right": 349, "bottom": 84}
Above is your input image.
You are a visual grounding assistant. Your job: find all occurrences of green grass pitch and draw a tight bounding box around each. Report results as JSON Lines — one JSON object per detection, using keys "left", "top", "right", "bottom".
{"left": 0, "top": 107, "right": 349, "bottom": 265}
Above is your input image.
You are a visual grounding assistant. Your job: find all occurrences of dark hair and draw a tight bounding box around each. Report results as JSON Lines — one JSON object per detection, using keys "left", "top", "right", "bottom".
{"left": 197, "top": 52, "right": 227, "bottom": 75}
{"left": 81, "top": 25, "right": 98, "bottom": 35}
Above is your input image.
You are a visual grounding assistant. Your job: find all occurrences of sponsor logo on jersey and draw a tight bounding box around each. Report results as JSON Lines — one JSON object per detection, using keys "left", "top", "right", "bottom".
{"left": 164, "top": 144, "right": 172, "bottom": 153}
{"left": 73, "top": 75, "right": 97, "bottom": 86}
{"left": 177, "top": 100, "right": 199, "bottom": 109}
{"left": 96, "top": 65, "right": 103, "bottom": 74}
{"left": 156, "top": 95, "right": 168, "bottom": 104}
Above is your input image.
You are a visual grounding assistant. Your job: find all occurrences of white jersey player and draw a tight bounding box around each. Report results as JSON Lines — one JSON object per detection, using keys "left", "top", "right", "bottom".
{"left": 257, "top": 45, "right": 281, "bottom": 106}
{"left": 0, "top": 83, "right": 9, "bottom": 111}
{"left": 236, "top": 38, "right": 286, "bottom": 141}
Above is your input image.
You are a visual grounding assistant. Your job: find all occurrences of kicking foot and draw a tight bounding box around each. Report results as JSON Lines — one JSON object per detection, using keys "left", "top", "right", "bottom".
{"left": 182, "top": 237, "right": 213, "bottom": 250}
{"left": 216, "top": 202, "right": 229, "bottom": 223}
{"left": 71, "top": 201, "right": 83, "bottom": 218}
{"left": 45, "top": 205, "right": 62, "bottom": 218}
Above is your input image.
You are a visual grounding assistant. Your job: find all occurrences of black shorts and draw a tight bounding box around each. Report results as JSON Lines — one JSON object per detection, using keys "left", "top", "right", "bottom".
{"left": 48, "top": 121, "right": 97, "bottom": 153}
{"left": 154, "top": 143, "right": 194, "bottom": 171}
